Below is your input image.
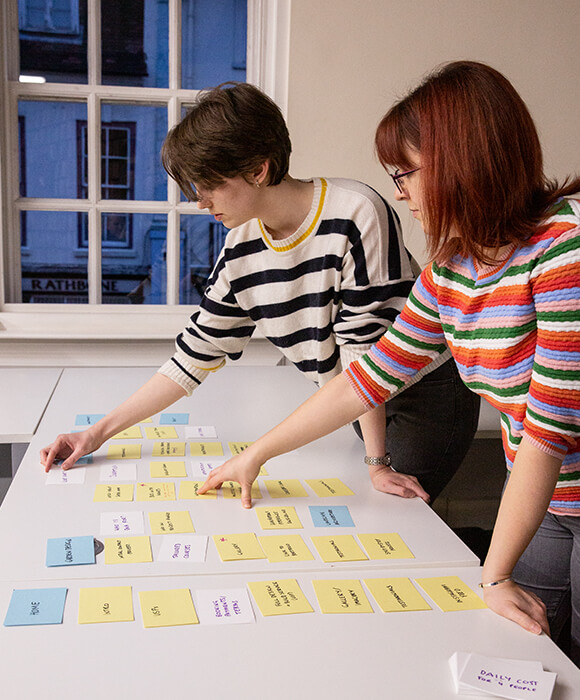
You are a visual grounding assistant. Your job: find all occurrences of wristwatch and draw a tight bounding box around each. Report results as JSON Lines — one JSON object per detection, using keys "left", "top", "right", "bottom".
{"left": 364, "top": 454, "right": 392, "bottom": 468}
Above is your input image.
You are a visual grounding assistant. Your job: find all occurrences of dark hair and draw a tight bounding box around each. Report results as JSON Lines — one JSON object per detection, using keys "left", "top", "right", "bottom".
{"left": 375, "top": 60, "right": 580, "bottom": 263}
{"left": 161, "top": 82, "right": 291, "bottom": 201}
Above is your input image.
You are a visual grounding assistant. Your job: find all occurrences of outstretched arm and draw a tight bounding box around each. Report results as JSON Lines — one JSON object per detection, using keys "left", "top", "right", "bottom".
{"left": 199, "top": 373, "right": 366, "bottom": 507}
{"left": 40, "top": 373, "right": 187, "bottom": 471}
{"left": 481, "top": 438, "right": 562, "bottom": 635}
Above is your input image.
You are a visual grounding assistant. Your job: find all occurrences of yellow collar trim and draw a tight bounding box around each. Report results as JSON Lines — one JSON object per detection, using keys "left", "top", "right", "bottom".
{"left": 259, "top": 178, "right": 327, "bottom": 252}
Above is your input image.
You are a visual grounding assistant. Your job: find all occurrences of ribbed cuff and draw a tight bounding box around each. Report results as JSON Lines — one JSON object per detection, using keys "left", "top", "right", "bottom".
{"left": 157, "top": 357, "right": 211, "bottom": 396}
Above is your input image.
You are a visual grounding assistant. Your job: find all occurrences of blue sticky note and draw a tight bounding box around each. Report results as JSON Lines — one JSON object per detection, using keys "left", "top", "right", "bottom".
{"left": 46, "top": 536, "right": 96, "bottom": 567}
{"left": 75, "top": 414, "right": 105, "bottom": 426}
{"left": 4, "top": 588, "right": 68, "bottom": 626}
{"left": 54, "top": 453, "right": 93, "bottom": 465}
{"left": 309, "top": 505, "right": 355, "bottom": 527}
{"left": 160, "top": 413, "right": 189, "bottom": 425}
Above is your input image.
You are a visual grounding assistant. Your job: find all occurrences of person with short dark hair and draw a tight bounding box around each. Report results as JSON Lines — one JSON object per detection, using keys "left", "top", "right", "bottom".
{"left": 200, "top": 65, "right": 580, "bottom": 662}
{"left": 41, "top": 81, "right": 478, "bottom": 506}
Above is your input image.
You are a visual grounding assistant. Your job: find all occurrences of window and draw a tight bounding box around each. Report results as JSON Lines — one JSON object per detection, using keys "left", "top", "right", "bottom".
{"left": 78, "top": 121, "right": 136, "bottom": 250}
{"left": 1, "top": 1, "right": 290, "bottom": 325}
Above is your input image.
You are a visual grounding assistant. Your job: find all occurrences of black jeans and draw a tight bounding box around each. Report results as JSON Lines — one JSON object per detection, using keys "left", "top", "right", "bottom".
{"left": 353, "top": 357, "right": 480, "bottom": 502}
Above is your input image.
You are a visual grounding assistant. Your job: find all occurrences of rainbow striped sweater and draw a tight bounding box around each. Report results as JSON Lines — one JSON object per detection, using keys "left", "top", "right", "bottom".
{"left": 345, "top": 199, "right": 580, "bottom": 515}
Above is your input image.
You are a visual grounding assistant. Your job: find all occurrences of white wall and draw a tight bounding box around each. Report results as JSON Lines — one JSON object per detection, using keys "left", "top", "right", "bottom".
{"left": 286, "top": 0, "right": 580, "bottom": 265}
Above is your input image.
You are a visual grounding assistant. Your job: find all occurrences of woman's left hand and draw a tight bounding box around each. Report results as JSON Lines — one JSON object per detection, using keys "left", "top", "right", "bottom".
{"left": 483, "top": 580, "right": 549, "bottom": 636}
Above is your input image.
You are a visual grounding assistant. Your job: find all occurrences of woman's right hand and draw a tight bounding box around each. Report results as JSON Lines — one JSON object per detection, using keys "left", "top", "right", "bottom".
{"left": 198, "top": 450, "right": 263, "bottom": 509}
{"left": 40, "top": 429, "right": 102, "bottom": 472}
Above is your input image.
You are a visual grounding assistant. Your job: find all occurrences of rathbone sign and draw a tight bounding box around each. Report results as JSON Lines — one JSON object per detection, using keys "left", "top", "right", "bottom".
{"left": 22, "top": 278, "right": 137, "bottom": 293}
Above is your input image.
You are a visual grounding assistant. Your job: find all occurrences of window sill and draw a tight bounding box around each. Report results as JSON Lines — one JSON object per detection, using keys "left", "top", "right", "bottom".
{"left": 0, "top": 306, "right": 281, "bottom": 367}
{"left": 0, "top": 306, "right": 192, "bottom": 340}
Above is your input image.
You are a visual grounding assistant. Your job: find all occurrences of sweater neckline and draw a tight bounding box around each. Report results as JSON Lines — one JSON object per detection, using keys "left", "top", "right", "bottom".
{"left": 259, "top": 178, "right": 326, "bottom": 253}
{"left": 470, "top": 243, "right": 518, "bottom": 282}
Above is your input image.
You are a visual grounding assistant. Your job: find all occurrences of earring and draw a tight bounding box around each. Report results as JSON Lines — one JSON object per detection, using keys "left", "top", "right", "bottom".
{"left": 255, "top": 180, "right": 261, "bottom": 188}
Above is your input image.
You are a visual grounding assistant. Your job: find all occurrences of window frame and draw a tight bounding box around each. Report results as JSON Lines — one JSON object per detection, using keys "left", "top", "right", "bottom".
{"left": 0, "top": 0, "right": 290, "bottom": 342}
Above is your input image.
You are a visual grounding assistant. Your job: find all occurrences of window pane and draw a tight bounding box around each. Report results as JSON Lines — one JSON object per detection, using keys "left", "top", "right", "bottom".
{"left": 19, "top": 100, "right": 87, "bottom": 199}
{"left": 182, "top": 0, "right": 247, "bottom": 89}
{"left": 21, "top": 211, "right": 88, "bottom": 303}
{"left": 179, "top": 213, "right": 227, "bottom": 304}
{"left": 19, "top": 0, "right": 88, "bottom": 84}
{"left": 101, "top": 103, "right": 167, "bottom": 201}
{"left": 101, "top": 0, "right": 167, "bottom": 88}
{"left": 102, "top": 212, "right": 167, "bottom": 304}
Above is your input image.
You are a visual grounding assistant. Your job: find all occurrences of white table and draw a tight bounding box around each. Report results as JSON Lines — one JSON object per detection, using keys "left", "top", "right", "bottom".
{"left": 0, "top": 566, "right": 577, "bottom": 700}
{"left": 0, "top": 366, "right": 478, "bottom": 581}
{"left": 0, "top": 367, "right": 63, "bottom": 474}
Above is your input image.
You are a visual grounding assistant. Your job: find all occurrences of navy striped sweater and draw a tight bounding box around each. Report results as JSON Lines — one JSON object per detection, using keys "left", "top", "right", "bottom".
{"left": 159, "top": 178, "right": 421, "bottom": 394}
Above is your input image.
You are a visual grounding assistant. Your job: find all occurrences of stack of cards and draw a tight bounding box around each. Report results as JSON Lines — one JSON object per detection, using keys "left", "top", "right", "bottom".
{"left": 449, "top": 652, "right": 557, "bottom": 699}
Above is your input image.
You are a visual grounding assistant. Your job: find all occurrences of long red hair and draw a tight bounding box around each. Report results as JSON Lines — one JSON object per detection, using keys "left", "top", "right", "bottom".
{"left": 375, "top": 61, "right": 580, "bottom": 263}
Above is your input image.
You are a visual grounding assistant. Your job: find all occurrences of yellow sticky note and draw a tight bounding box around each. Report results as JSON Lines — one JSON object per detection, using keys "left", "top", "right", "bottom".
{"left": 311, "top": 535, "right": 368, "bottom": 563}
{"left": 264, "top": 479, "right": 308, "bottom": 499}
{"left": 179, "top": 480, "right": 217, "bottom": 499}
{"left": 222, "top": 481, "right": 262, "bottom": 499}
{"left": 148, "top": 511, "right": 194, "bottom": 535}
{"left": 228, "top": 441, "right": 253, "bottom": 455}
{"left": 213, "top": 533, "right": 266, "bottom": 561}
{"left": 94, "top": 484, "right": 134, "bottom": 502}
{"left": 107, "top": 444, "right": 141, "bottom": 460}
{"left": 104, "top": 535, "right": 153, "bottom": 564}
{"left": 152, "top": 441, "right": 186, "bottom": 457}
{"left": 257, "top": 535, "right": 314, "bottom": 563}
{"left": 139, "top": 589, "right": 198, "bottom": 628}
{"left": 111, "top": 426, "right": 142, "bottom": 439}
{"left": 139, "top": 417, "right": 153, "bottom": 423}
{"left": 149, "top": 461, "right": 187, "bottom": 478}
{"left": 190, "top": 442, "right": 224, "bottom": 457}
{"left": 306, "top": 478, "right": 354, "bottom": 497}
{"left": 145, "top": 426, "right": 178, "bottom": 439}
{"left": 364, "top": 577, "right": 431, "bottom": 612}
{"left": 136, "top": 482, "right": 176, "bottom": 501}
{"left": 358, "top": 533, "right": 415, "bottom": 560}
{"left": 255, "top": 506, "right": 303, "bottom": 530}
{"left": 414, "top": 576, "right": 487, "bottom": 612}
{"left": 78, "top": 586, "right": 134, "bottom": 624}
{"left": 248, "top": 579, "right": 313, "bottom": 616}
{"left": 313, "top": 579, "right": 373, "bottom": 614}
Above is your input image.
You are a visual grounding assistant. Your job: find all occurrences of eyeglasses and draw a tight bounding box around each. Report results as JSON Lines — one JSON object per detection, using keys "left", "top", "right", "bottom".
{"left": 390, "top": 167, "right": 421, "bottom": 194}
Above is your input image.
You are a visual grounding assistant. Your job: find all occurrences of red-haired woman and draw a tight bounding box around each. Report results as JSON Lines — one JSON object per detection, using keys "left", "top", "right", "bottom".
{"left": 201, "top": 61, "right": 580, "bottom": 663}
